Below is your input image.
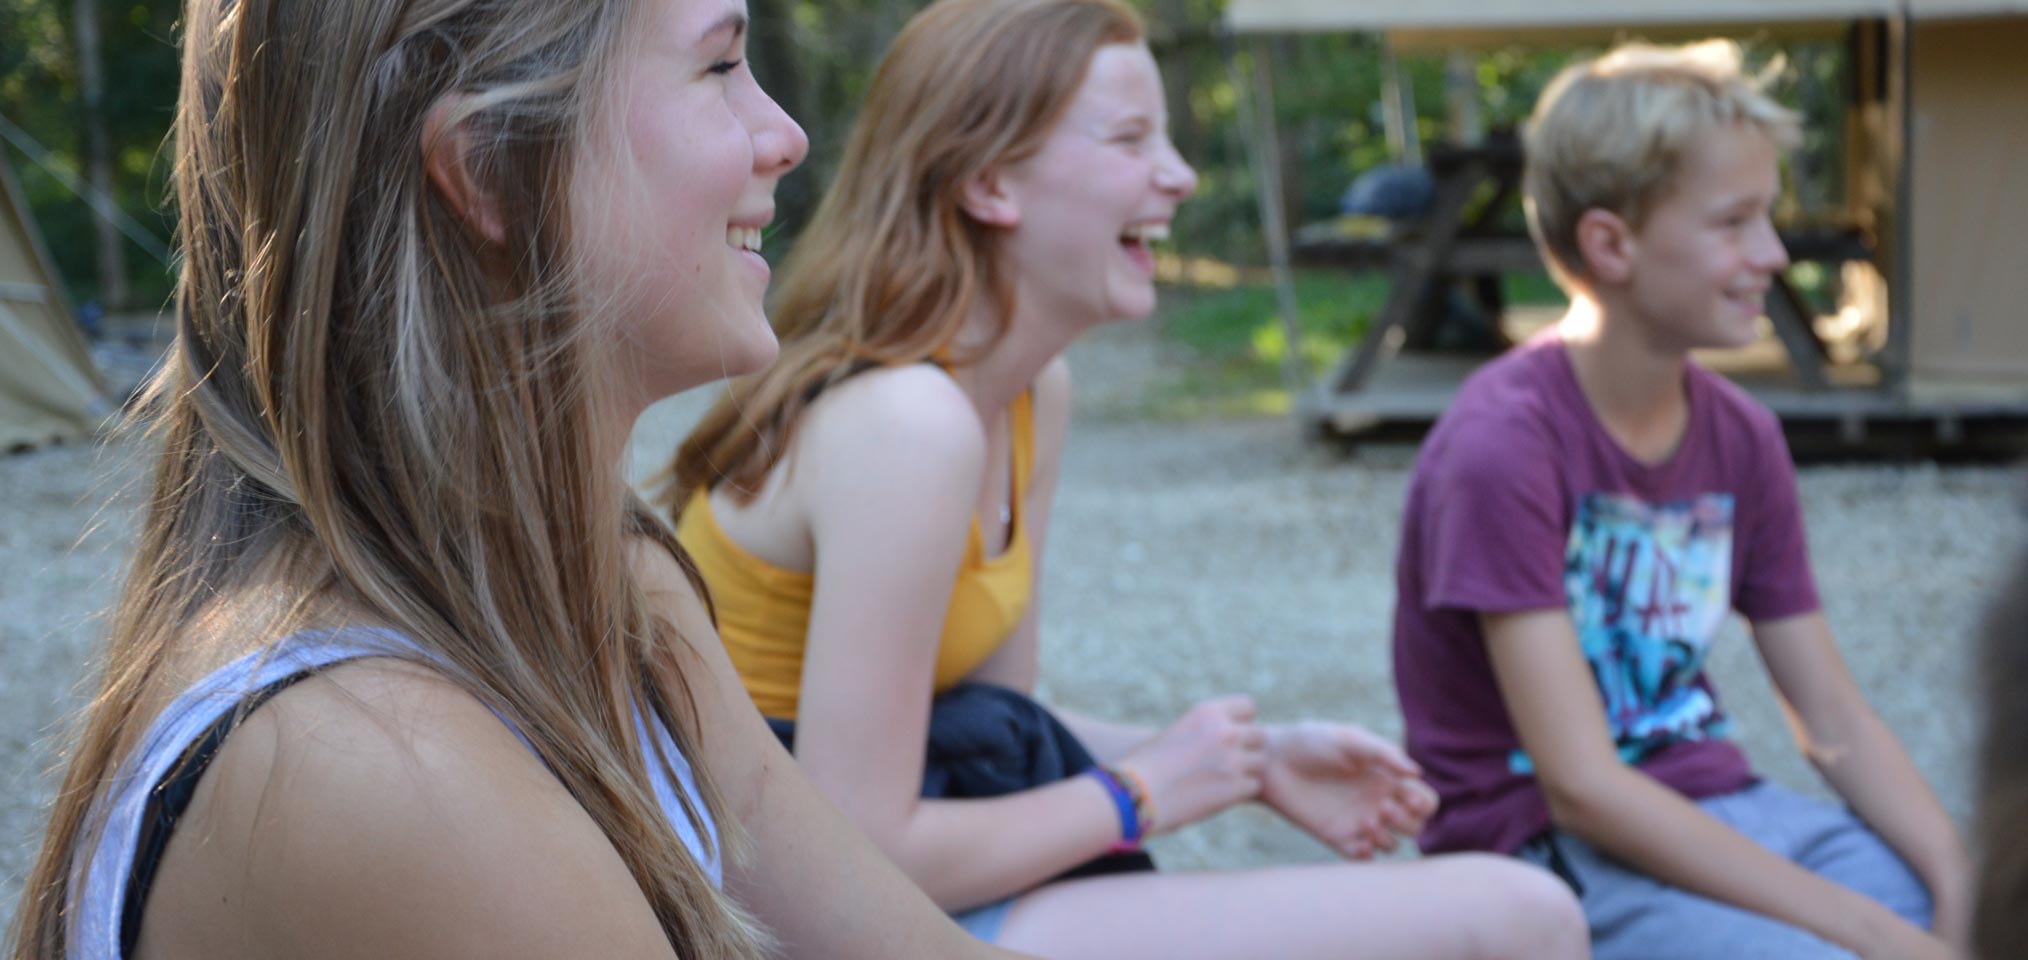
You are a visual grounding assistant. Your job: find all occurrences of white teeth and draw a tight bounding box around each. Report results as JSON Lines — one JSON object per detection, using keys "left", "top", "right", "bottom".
{"left": 1122, "top": 223, "right": 1170, "bottom": 243}
{"left": 728, "top": 226, "right": 762, "bottom": 253}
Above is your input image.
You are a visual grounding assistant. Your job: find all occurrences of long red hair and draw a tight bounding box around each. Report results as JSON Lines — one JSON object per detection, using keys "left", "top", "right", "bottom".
{"left": 657, "top": 0, "right": 1142, "bottom": 512}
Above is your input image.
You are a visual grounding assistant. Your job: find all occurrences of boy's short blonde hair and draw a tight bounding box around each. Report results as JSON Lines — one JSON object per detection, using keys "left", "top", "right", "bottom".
{"left": 1523, "top": 40, "right": 1801, "bottom": 285}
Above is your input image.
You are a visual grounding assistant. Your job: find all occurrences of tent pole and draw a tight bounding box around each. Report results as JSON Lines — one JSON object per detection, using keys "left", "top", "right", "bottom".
{"left": 0, "top": 113, "right": 170, "bottom": 267}
{"left": 1381, "top": 38, "right": 1422, "bottom": 166}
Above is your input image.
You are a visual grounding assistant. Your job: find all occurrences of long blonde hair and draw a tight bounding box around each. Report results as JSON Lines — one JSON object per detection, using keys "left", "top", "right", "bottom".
{"left": 9, "top": 0, "right": 767, "bottom": 956}
{"left": 659, "top": 0, "right": 1141, "bottom": 511}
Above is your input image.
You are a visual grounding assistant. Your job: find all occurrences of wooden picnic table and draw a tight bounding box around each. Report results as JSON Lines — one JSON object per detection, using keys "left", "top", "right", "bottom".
{"left": 1294, "top": 136, "right": 1875, "bottom": 396}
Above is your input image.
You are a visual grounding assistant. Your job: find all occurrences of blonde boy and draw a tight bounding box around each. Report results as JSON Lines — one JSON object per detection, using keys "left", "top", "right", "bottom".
{"left": 1390, "top": 42, "right": 1967, "bottom": 959}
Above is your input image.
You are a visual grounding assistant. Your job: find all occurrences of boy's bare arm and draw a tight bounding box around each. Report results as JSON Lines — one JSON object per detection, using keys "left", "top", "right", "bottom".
{"left": 1753, "top": 610, "right": 1971, "bottom": 944}
{"left": 1482, "top": 609, "right": 1952, "bottom": 960}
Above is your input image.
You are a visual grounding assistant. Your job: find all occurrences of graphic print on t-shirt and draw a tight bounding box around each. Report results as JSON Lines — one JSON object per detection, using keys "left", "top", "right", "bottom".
{"left": 1509, "top": 492, "right": 1736, "bottom": 774}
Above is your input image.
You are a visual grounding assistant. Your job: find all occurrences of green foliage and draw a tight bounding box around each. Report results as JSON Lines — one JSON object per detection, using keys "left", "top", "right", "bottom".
{"left": 1142, "top": 267, "right": 1568, "bottom": 416}
{"left": 1162, "top": 272, "right": 1380, "bottom": 367}
{"left": 1138, "top": 271, "right": 1373, "bottom": 416}
{"left": 2, "top": 0, "right": 179, "bottom": 312}
{"left": 0, "top": 0, "right": 1858, "bottom": 328}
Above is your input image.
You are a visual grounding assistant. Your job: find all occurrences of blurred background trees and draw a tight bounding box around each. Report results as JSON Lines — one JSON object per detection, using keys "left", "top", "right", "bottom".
{"left": 2, "top": 1, "right": 1847, "bottom": 335}
{"left": 3, "top": 0, "right": 179, "bottom": 316}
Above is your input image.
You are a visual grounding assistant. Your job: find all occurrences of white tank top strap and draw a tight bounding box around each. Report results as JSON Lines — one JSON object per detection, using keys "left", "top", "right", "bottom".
{"left": 68, "top": 627, "right": 720, "bottom": 958}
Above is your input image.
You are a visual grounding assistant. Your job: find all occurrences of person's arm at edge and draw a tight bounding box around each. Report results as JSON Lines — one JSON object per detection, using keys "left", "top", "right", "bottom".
{"left": 1483, "top": 608, "right": 1949, "bottom": 958}
{"left": 1754, "top": 610, "right": 1971, "bottom": 944}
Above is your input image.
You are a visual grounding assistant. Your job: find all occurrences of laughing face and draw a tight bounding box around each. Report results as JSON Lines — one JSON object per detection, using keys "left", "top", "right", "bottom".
{"left": 991, "top": 42, "right": 1198, "bottom": 327}
{"left": 1622, "top": 122, "right": 1790, "bottom": 352}
{"left": 579, "top": 0, "right": 808, "bottom": 408}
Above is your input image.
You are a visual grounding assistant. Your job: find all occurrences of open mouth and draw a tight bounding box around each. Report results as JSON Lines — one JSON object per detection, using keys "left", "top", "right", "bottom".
{"left": 1726, "top": 286, "right": 1769, "bottom": 315}
{"left": 728, "top": 225, "right": 763, "bottom": 254}
{"left": 1120, "top": 222, "right": 1169, "bottom": 272}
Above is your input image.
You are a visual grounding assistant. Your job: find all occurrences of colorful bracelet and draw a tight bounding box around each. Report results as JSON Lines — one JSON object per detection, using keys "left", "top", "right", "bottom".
{"left": 1086, "top": 766, "right": 1143, "bottom": 851}
{"left": 1112, "top": 764, "right": 1157, "bottom": 838}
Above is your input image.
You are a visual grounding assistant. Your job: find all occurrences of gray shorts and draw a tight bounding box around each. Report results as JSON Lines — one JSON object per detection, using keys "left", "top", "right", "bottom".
{"left": 1516, "top": 781, "right": 1933, "bottom": 960}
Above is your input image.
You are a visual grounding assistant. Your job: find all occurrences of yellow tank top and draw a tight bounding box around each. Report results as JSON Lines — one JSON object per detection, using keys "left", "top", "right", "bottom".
{"left": 677, "top": 389, "right": 1036, "bottom": 719}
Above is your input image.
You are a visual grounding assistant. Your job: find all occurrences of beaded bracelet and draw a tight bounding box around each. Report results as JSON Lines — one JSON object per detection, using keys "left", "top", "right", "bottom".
{"left": 1086, "top": 766, "right": 1143, "bottom": 851}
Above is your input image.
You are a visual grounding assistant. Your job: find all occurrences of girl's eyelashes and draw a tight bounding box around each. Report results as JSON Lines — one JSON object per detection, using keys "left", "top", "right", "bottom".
{"left": 708, "top": 58, "right": 743, "bottom": 76}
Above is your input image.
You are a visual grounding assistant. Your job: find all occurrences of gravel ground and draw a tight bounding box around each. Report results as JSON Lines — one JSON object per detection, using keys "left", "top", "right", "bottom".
{"left": 4, "top": 322, "right": 2023, "bottom": 930}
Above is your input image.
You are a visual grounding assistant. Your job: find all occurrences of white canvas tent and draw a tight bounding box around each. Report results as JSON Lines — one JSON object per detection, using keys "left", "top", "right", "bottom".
{"left": 1226, "top": 0, "right": 2028, "bottom": 442}
{"left": 0, "top": 160, "right": 109, "bottom": 451}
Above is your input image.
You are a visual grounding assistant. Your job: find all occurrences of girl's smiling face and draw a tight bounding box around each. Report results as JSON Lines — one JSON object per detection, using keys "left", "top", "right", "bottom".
{"left": 990, "top": 42, "right": 1198, "bottom": 327}
{"left": 579, "top": 0, "right": 807, "bottom": 409}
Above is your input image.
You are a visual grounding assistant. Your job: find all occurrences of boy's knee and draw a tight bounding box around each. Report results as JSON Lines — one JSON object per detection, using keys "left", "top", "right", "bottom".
{"left": 1444, "top": 854, "right": 1589, "bottom": 960}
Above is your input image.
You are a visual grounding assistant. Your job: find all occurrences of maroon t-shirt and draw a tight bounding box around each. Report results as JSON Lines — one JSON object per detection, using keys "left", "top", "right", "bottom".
{"left": 1392, "top": 335, "right": 1821, "bottom": 855}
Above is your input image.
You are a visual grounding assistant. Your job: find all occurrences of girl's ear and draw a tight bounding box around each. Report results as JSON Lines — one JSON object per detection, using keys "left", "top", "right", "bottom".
{"left": 421, "top": 99, "right": 507, "bottom": 245}
{"left": 1575, "top": 207, "right": 1637, "bottom": 286}
{"left": 958, "top": 167, "right": 1021, "bottom": 228}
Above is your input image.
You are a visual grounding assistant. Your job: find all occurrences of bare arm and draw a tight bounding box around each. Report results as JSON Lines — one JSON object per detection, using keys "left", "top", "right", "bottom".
{"left": 635, "top": 542, "right": 1038, "bottom": 958}
{"left": 1049, "top": 706, "right": 1158, "bottom": 762}
{"left": 967, "top": 358, "right": 1425, "bottom": 858}
{"left": 964, "top": 360, "right": 1160, "bottom": 765}
{"left": 785, "top": 366, "right": 1260, "bottom": 910}
{"left": 1483, "top": 609, "right": 1950, "bottom": 960}
{"left": 787, "top": 366, "right": 1136, "bottom": 910}
{"left": 973, "top": 606, "right": 1157, "bottom": 765}
{"left": 1754, "top": 611, "right": 1970, "bottom": 941}
{"left": 954, "top": 358, "right": 1423, "bottom": 866}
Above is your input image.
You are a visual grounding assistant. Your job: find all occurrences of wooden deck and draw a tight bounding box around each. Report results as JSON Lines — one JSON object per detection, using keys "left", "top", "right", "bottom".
{"left": 1300, "top": 342, "right": 2028, "bottom": 458}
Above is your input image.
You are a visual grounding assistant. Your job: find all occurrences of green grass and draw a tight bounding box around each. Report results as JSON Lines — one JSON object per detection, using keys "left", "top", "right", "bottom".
{"left": 1139, "top": 254, "right": 1845, "bottom": 420}
{"left": 1163, "top": 273, "right": 1386, "bottom": 368}
{"left": 1146, "top": 268, "right": 1564, "bottom": 418}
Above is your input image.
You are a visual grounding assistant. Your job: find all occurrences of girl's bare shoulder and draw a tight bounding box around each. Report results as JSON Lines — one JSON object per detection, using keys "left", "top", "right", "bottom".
{"left": 143, "top": 657, "right": 678, "bottom": 959}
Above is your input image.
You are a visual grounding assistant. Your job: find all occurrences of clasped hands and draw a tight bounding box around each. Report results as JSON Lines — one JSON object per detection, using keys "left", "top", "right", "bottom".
{"left": 1118, "top": 695, "right": 1439, "bottom": 859}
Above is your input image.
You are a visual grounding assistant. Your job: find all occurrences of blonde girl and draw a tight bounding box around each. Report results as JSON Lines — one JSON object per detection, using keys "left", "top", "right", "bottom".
{"left": 7, "top": 0, "right": 1038, "bottom": 957}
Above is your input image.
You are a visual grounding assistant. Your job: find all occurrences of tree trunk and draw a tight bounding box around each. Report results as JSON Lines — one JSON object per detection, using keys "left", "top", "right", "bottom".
{"left": 73, "top": 0, "right": 126, "bottom": 312}
{"left": 1274, "top": 37, "right": 1305, "bottom": 231}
